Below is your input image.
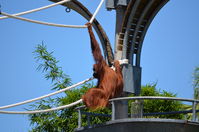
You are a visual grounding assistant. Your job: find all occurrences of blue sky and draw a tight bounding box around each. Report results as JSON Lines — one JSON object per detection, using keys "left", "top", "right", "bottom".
{"left": 0, "top": 0, "right": 198, "bottom": 131}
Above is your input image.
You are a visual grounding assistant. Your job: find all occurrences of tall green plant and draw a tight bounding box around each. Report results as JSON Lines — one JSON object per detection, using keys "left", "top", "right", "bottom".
{"left": 29, "top": 44, "right": 110, "bottom": 132}
{"left": 193, "top": 67, "right": 199, "bottom": 100}
{"left": 29, "top": 44, "right": 186, "bottom": 132}
{"left": 29, "top": 43, "right": 74, "bottom": 131}
{"left": 33, "top": 43, "right": 71, "bottom": 90}
{"left": 193, "top": 67, "right": 199, "bottom": 121}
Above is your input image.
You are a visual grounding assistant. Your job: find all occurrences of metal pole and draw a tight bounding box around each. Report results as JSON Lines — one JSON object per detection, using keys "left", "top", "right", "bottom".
{"left": 111, "top": 101, "right": 115, "bottom": 120}
{"left": 114, "top": 5, "right": 129, "bottom": 120}
{"left": 192, "top": 101, "right": 197, "bottom": 122}
{"left": 114, "top": 5, "right": 126, "bottom": 60}
{"left": 78, "top": 109, "right": 82, "bottom": 128}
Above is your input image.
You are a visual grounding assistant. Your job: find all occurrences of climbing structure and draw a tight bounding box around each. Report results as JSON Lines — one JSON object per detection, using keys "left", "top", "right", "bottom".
{"left": 49, "top": 0, "right": 114, "bottom": 66}
{"left": 0, "top": 0, "right": 199, "bottom": 131}
{"left": 49, "top": 0, "right": 169, "bottom": 95}
{"left": 115, "top": 0, "right": 169, "bottom": 95}
{"left": 119, "top": 0, "right": 169, "bottom": 66}
{"left": 0, "top": 0, "right": 109, "bottom": 114}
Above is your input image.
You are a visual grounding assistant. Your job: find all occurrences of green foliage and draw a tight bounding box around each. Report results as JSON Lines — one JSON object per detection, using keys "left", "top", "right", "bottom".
{"left": 29, "top": 43, "right": 186, "bottom": 132}
{"left": 193, "top": 67, "right": 199, "bottom": 121}
{"left": 29, "top": 43, "right": 78, "bottom": 132}
{"left": 140, "top": 84, "right": 184, "bottom": 119}
{"left": 29, "top": 44, "right": 110, "bottom": 132}
{"left": 193, "top": 67, "right": 199, "bottom": 99}
{"left": 33, "top": 43, "right": 71, "bottom": 90}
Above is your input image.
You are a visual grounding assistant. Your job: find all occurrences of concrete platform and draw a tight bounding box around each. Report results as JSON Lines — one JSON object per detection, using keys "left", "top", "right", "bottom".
{"left": 75, "top": 118, "right": 199, "bottom": 132}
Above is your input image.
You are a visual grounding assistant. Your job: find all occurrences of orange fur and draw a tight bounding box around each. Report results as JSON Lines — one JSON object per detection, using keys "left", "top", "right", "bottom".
{"left": 82, "top": 23, "right": 123, "bottom": 110}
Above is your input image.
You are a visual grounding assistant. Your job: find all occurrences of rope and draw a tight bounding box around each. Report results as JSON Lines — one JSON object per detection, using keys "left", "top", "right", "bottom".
{"left": 0, "top": 99, "right": 82, "bottom": 114}
{"left": 0, "top": 0, "right": 104, "bottom": 27}
{"left": 118, "top": 59, "right": 128, "bottom": 65}
{"left": 89, "top": 0, "right": 105, "bottom": 24}
{"left": 0, "top": 0, "right": 105, "bottom": 113}
{"left": 0, "top": 77, "right": 93, "bottom": 110}
{"left": 0, "top": 0, "right": 71, "bottom": 20}
{"left": 0, "top": 12, "right": 87, "bottom": 28}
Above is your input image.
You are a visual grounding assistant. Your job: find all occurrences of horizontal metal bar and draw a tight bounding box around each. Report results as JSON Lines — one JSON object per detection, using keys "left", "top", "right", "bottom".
{"left": 81, "top": 111, "right": 111, "bottom": 118}
{"left": 144, "top": 109, "right": 199, "bottom": 116}
{"left": 110, "top": 96, "right": 199, "bottom": 103}
{"left": 78, "top": 109, "right": 199, "bottom": 118}
{"left": 75, "top": 105, "right": 86, "bottom": 110}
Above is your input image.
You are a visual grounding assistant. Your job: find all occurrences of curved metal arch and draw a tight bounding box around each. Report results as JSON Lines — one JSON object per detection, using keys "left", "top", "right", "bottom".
{"left": 128, "top": 0, "right": 155, "bottom": 66}
{"left": 121, "top": 0, "right": 140, "bottom": 60}
{"left": 49, "top": 0, "right": 114, "bottom": 66}
{"left": 121, "top": 0, "right": 169, "bottom": 66}
{"left": 135, "top": 0, "right": 169, "bottom": 66}
{"left": 117, "top": 0, "right": 169, "bottom": 95}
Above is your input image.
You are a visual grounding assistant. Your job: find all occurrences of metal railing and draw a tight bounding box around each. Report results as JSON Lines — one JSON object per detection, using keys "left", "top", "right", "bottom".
{"left": 110, "top": 96, "right": 199, "bottom": 121}
{"left": 76, "top": 96, "right": 199, "bottom": 128}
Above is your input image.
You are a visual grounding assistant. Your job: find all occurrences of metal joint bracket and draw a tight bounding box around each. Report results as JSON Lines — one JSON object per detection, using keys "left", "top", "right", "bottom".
{"left": 122, "top": 64, "right": 142, "bottom": 95}
{"left": 106, "top": 0, "right": 130, "bottom": 10}
{"left": 65, "top": 7, "right": 71, "bottom": 13}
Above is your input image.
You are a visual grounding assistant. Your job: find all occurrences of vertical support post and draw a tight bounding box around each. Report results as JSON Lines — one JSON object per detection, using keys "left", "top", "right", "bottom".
{"left": 78, "top": 109, "right": 82, "bottom": 128}
{"left": 111, "top": 101, "right": 115, "bottom": 120}
{"left": 114, "top": 6, "right": 126, "bottom": 60}
{"left": 131, "top": 100, "right": 143, "bottom": 118}
{"left": 106, "top": 0, "right": 131, "bottom": 120}
{"left": 192, "top": 101, "right": 197, "bottom": 122}
{"left": 114, "top": 99, "right": 129, "bottom": 119}
{"left": 114, "top": 5, "right": 129, "bottom": 120}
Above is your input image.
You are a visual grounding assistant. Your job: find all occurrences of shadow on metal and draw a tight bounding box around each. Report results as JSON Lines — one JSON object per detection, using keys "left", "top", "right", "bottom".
{"left": 75, "top": 118, "right": 199, "bottom": 132}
